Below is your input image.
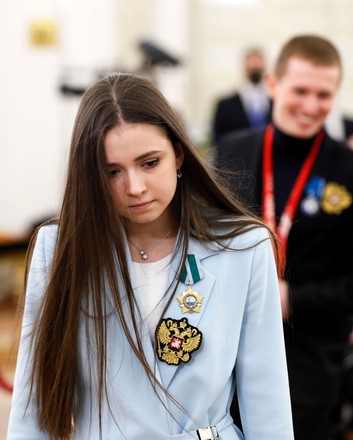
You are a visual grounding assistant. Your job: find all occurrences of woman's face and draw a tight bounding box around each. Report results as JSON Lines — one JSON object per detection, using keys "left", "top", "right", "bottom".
{"left": 104, "top": 123, "right": 184, "bottom": 231}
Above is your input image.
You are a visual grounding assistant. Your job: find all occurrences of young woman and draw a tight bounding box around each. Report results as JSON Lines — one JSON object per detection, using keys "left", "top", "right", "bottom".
{"left": 8, "top": 73, "right": 294, "bottom": 439}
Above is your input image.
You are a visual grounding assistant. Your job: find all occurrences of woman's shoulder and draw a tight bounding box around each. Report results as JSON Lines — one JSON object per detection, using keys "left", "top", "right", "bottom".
{"left": 36, "top": 223, "right": 58, "bottom": 246}
{"left": 227, "top": 226, "right": 271, "bottom": 254}
{"left": 192, "top": 221, "right": 271, "bottom": 257}
{"left": 217, "top": 219, "right": 270, "bottom": 248}
{"left": 25, "top": 224, "right": 59, "bottom": 302}
{"left": 31, "top": 223, "right": 58, "bottom": 266}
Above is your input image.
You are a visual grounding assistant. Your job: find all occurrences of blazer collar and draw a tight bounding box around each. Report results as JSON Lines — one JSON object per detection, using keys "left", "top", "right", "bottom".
{"left": 157, "top": 237, "right": 218, "bottom": 389}
{"left": 107, "top": 234, "right": 219, "bottom": 390}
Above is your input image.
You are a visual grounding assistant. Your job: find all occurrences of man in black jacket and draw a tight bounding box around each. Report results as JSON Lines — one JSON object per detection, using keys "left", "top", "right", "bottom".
{"left": 212, "top": 47, "right": 271, "bottom": 146}
{"left": 216, "top": 35, "right": 353, "bottom": 440}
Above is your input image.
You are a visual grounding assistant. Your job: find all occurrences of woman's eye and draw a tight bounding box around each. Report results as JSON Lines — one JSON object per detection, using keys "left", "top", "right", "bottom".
{"left": 143, "top": 159, "right": 159, "bottom": 169}
{"left": 108, "top": 169, "right": 120, "bottom": 177}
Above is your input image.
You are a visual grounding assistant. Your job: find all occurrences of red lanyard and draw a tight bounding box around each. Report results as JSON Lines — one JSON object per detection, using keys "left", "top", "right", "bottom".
{"left": 262, "top": 124, "right": 325, "bottom": 272}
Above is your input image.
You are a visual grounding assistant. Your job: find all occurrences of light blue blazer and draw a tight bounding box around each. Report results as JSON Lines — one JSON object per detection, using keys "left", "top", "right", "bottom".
{"left": 8, "top": 224, "right": 294, "bottom": 439}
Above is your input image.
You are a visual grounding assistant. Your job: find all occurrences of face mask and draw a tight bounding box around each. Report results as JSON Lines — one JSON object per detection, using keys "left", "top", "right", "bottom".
{"left": 248, "top": 70, "right": 263, "bottom": 84}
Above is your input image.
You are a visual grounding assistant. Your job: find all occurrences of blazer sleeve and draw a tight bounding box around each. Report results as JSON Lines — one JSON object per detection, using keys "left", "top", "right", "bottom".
{"left": 235, "top": 229, "right": 294, "bottom": 439}
{"left": 7, "top": 226, "right": 57, "bottom": 439}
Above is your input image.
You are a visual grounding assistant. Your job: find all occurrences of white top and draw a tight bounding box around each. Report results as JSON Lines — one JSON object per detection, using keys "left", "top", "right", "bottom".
{"left": 133, "top": 253, "right": 172, "bottom": 336}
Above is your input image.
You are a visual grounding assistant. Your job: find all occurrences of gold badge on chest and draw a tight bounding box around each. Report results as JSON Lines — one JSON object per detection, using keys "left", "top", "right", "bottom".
{"left": 321, "top": 182, "right": 352, "bottom": 214}
{"left": 156, "top": 317, "right": 203, "bottom": 365}
{"left": 178, "top": 254, "right": 204, "bottom": 313}
{"left": 177, "top": 285, "right": 203, "bottom": 313}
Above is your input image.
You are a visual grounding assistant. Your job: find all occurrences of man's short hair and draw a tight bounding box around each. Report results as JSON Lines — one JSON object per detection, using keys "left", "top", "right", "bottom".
{"left": 274, "top": 34, "right": 342, "bottom": 78}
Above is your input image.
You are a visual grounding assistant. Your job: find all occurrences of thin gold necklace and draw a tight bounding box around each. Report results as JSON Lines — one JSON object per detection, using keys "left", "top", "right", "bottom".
{"left": 128, "top": 227, "right": 174, "bottom": 261}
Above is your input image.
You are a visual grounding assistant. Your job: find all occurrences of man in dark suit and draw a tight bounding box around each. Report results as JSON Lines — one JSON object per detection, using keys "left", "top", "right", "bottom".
{"left": 212, "top": 47, "right": 271, "bottom": 146}
{"left": 216, "top": 35, "right": 353, "bottom": 440}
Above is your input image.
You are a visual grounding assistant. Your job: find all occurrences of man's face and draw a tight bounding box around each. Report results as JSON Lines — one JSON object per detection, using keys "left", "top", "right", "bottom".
{"left": 267, "top": 57, "right": 341, "bottom": 138}
{"left": 245, "top": 52, "right": 265, "bottom": 84}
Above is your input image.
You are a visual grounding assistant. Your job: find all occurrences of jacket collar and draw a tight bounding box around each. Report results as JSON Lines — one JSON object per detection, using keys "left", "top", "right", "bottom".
{"left": 108, "top": 234, "right": 219, "bottom": 390}
{"left": 156, "top": 237, "right": 218, "bottom": 389}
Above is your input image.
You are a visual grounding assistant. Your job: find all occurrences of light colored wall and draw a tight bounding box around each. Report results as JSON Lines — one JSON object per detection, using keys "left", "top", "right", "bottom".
{"left": 0, "top": 0, "right": 119, "bottom": 234}
{"left": 1, "top": 0, "right": 353, "bottom": 234}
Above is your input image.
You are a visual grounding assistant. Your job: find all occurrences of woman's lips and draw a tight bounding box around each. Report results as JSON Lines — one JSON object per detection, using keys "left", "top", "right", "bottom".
{"left": 129, "top": 201, "right": 153, "bottom": 211}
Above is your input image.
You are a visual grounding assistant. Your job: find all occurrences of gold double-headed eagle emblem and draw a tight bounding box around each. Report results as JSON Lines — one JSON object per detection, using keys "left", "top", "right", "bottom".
{"left": 156, "top": 317, "right": 202, "bottom": 365}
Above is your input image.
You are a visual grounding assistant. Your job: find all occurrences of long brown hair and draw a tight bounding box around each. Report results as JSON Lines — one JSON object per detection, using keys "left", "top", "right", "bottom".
{"left": 25, "top": 73, "right": 278, "bottom": 438}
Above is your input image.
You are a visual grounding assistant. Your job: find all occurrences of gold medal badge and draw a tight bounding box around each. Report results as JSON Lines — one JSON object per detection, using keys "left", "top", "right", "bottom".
{"left": 156, "top": 317, "right": 202, "bottom": 365}
{"left": 177, "top": 285, "right": 204, "bottom": 313}
{"left": 321, "top": 182, "right": 352, "bottom": 214}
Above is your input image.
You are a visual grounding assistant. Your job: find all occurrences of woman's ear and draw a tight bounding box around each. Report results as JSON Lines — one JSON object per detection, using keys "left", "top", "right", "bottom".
{"left": 175, "top": 142, "right": 184, "bottom": 169}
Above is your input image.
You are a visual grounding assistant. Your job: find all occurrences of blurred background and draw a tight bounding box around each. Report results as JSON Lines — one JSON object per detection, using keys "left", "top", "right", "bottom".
{"left": 1, "top": 0, "right": 353, "bottom": 237}
{"left": 1, "top": 0, "right": 353, "bottom": 437}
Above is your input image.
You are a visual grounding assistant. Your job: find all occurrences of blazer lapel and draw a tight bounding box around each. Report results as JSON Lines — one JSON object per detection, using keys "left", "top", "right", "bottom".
{"left": 105, "top": 234, "right": 218, "bottom": 392}
{"left": 156, "top": 240, "right": 217, "bottom": 390}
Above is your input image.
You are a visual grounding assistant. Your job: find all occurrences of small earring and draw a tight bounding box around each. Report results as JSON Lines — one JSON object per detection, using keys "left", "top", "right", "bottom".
{"left": 177, "top": 169, "right": 182, "bottom": 179}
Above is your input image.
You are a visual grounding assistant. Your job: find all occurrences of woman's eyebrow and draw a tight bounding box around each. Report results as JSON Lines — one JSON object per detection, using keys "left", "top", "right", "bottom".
{"left": 134, "top": 150, "right": 162, "bottom": 161}
{"left": 106, "top": 150, "right": 162, "bottom": 166}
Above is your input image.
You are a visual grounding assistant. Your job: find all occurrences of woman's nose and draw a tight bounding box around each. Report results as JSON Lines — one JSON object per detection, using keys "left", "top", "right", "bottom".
{"left": 124, "top": 171, "right": 146, "bottom": 196}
